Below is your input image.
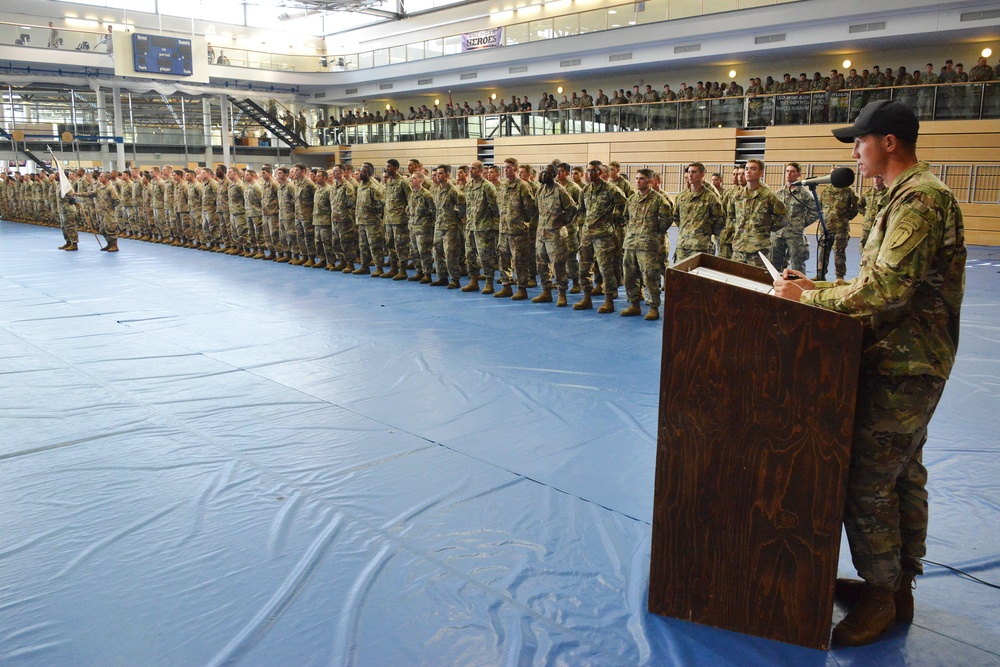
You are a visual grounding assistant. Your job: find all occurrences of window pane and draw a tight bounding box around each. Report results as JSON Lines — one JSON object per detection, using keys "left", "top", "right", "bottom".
{"left": 358, "top": 51, "right": 373, "bottom": 69}
{"left": 442, "top": 35, "right": 461, "bottom": 55}
{"left": 669, "top": 0, "right": 702, "bottom": 19}
{"left": 553, "top": 13, "right": 579, "bottom": 37}
{"left": 578, "top": 9, "right": 607, "bottom": 34}
{"left": 505, "top": 22, "right": 529, "bottom": 45}
{"left": 389, "top": 45, "right": 406, "bottom": 64}
{"left": 637, "top": 0, "right": 669, "bottom": 24}
{"left": 426, "top": 38, "right": 444, "bottom": 57}
{"left": 406, "top": 42, "right": 424, "bottom": 61}
{"left": 529, "top": 18, "right": 553, "bottom": 41}
{"left": 373, "top": 48, "right": 389, "bottom": 67}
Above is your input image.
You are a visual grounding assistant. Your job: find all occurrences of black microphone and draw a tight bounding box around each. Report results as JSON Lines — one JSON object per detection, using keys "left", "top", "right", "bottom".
{"left": 793, "top": 167, "right": 855, "bottom": 188}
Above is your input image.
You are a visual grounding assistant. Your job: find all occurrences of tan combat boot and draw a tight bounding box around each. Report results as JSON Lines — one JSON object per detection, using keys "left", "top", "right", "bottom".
{"left": 493, "top": 285, "right": 513, "bottom": 298}
{"left": 644, "top": 306, "right": 660, "bottom": 321}
{"left": 832, "top": 584, "right": 897, "bottom": 647}
{"left": 597, "top": 294, "right": 615, "bottom": 313}
{"left": 393, "top": 268, "right": 408, "bottom": 281}
{"left": 481, "top": 278, "right": 495, "bottom": 295}
{"left": 836, "top": 572, "right": 915, "bottom": 623}
{"left": 408, "top": 271, "right": 423, "bottom": 282}
{"left": 556, "top": 289, "right": 567, "bottom": 307}
{"left": 569, "top": 279, "right": 582, "bottom": 294}
{"left": 573, "top": 290, "right": 593, "bottom": 310}
{"left": 620, "top": 302, "right": 641, "bottom": 316}
{"left": 531, "top": 287, "right": 553, "bottom": 303}
{"left": 461, "top": 278, "right": 479, "bottom": 292}
{"left": 510, "top": 287, "right": 529, "bottom": 300}
{"left": 64, "top": 242, "right": 79, "bottom": 251}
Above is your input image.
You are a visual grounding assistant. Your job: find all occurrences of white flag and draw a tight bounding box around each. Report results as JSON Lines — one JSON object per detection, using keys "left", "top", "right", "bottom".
{"left": 48, "top": 148, "right": 72, "bottom": 198}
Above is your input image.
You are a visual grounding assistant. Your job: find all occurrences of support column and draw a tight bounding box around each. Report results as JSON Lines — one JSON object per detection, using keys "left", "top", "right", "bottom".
{"left": 202, "top": 98, "right": 213, "bottom": 168}
{"left": 111, "top": 83, "right": 126, "bottom": 171}
{"left": 95, "top": 85, "right": 111, "bottom": 170}
{"left": 219, "top": 94, "right": 231, "bottom": 169}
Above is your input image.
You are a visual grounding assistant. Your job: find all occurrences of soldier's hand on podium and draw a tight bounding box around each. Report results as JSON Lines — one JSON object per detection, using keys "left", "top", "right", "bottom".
{"left": 773, "top": 269, "right": 814, "bottom": 301}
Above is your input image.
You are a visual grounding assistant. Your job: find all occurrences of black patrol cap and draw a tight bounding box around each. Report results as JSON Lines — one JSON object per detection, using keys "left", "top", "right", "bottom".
{"left": 832, "top": 100, "right": 919, "bottom": 144}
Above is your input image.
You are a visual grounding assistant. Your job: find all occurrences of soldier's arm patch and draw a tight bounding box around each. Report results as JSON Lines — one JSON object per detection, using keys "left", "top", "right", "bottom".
{"left": 879, "top": 217, "right": 928, "bottom": 268}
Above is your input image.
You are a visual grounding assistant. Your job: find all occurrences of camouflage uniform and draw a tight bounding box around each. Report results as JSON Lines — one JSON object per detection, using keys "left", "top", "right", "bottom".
{"left": 312, "top": 181, "right": 333, "bottom": 263}
{"left": 277, "top": 180, "right": 297, "bottom": 255}
{"left": 329, "top": 179, "right": 357, "bottom": 268}
{"left": 732, "top": 183, "right": 787, "bottom": 267}
{"left": 260, "top": 177, "right": 280, "bottom": 254}
{"left": 164, "top": 176, "right": 176, "bottom": 237}
{"left": 673, "top": 186, "right": 724, "bottom": 262}
{"left": 119, "top": 176, "right": 134, "bottom": 235}
{"left": 578, "top": 179, "right": 627, "bottom": 294}
{"left": 92, "top": 180, "right": 120, "bottom": 242}
{"left": 535, "top": 183, "right": 577, "bottom": 291}
{"left": 464, "top": 178, "right": 500, "bottom": 281}
{"left": 801, "top": 162, "right": 965, "bottom": 589}
{"left": 773, "top": 183, "right": 819, "bottom": 273}
{"left": 58, "top": 180, "right": 81, "bottom": 244}
{"left": 294, "top": 177, "right": 317, "bottom": 258}
{"left": 383, "top": 173, "right": 411, "bottom": 270}
{"left": 623, "top": 188, "right": 672, "bottom": 307}
{"left": 407, "top": 186, "right": 436, "bottom": 277}
{"left": 355, "top": 179, "right": 385, "bottom": 270}
{"left": 228, "top": 178, "right": 249, "bottom": 248}
{"left": 188, "top": 179, "right": 205, "bottom": 243}
{"left": 563, "top": 180, "right": 584, "bottom": 286}
{"left": 201, "top": 178, "right": 220, "bottom": 244}
{"left": 433, "top": 181, "right": 466, "bottom": 283}
{"left": 245, "top": 180, "right": 264, "bottom": 249}
{"left": 173, "top": 177, "right": 192, "bottom": 241}
{"left": 717, "top": 187, "right": 741, "bottom": 260}
{"left": 496, "top": 178, "right": 537, "bottom": 289}
{"left": 820, "top": 184, "right": 860, "bottom": 279}
{"left": 150, "top": 177, "right": 166, "bottom": 238}
{"left": 215, "top": 177, "right": 231, "bottom": 246}
{"left": 859, "top": 184, "right": 890, "bottom": 250}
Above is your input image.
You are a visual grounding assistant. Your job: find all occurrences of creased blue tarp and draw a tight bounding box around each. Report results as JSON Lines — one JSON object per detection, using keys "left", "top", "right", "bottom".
{"left": 1, "top": 220, "right": 998, "bottom": 666}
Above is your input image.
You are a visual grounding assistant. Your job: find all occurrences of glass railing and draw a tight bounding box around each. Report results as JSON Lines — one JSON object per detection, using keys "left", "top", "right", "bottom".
{"left": 0, "top": 21, "right": 112, "bottom": 54}
{"left": 323, "top": 82, "right": 1000, "bottom": 144}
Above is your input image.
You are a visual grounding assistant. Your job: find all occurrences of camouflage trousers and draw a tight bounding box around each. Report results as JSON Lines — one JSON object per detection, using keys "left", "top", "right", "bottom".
{"left": 202, "top": 211, "right": 221, "bottom": 243}
{"left": 732, "top": 249, "right": 767, "bottom": 269}
{"left": 314, "top": 224, "right": 333, "bottom": 263}
{"left": 464, "top": 224, "right": 480, "bottom": 277}
{"left": 247, "top": 216, "right": 266, "bottom": 247}
{"left": 264, "top": 214, "right": 282, "bottom": 253}
{"left": 536, "top": 232, "right": 569, "bottom": 291}
{"left": 498, "top": 231, "right": 532, "bottom": 288}
{"left": 846, "top": 370, "right": 946, "bottom": 589}
{"left": 60, "top": 204, "right": 80, "bottom": 244}
{"left": 410, "top": 225, "right": 435, "bottom": 275}
{"left": 472, "top": 229, "right": 499, "bottom": 279}
{"left": 230, "top": 212, "right": 250, "bottom": 247}
{"left": 333, "top": 221, "right": 358, "bottom": 266}
{"left": 151, "top": 207, "right": 165, "bottom": 237}
{"left": 358, "top": 224, "right": 384, "bottom": 269}
{"left": 279, "top": 215, "right": 296, "bottom": 254}
{"left": 579, "top": 234, "right": 619, "bottom": 294}
{"left": 433, "top": 225, "right": 463, "bottom": 282}
{"left": 216, "top": 211, "right": 231, "bottom": 244}
{"left": 769, "top": 233, "right": 810, "bottom": 274}
{"left": 386, "top": 223, "right": 411, "bottom": 266}
{"left": 833, "top": 230, "right": 850, "bottom": 279}
{"left": 98, "top": 211, "right": 118, "bottom": 242}
{"left": 295, "top": 217, "right": 316, "bottom": 257}
{"left": 674, "top": 242, "right": 713, "bottom": 264}
{"left": 623, "top": 249, "right": 661, "bottom": 307}
{"left": 564, "top": 224, "right": 581, "bottom": 283}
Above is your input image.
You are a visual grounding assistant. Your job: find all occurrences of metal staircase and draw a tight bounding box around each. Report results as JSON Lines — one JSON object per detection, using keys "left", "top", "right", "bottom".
{"left": 0, "top": 127, "right": 54, "bottom": 173}
{"left": 229, "top": 98, "right": 308, "bottom": 149}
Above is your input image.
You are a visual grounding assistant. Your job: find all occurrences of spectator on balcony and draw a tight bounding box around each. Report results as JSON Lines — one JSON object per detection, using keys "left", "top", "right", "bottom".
{"left": 48, "top": 22, "right": 61, "bottom": 49}
{"left": 216, "top": 51, "right": 231, "bottom": 66}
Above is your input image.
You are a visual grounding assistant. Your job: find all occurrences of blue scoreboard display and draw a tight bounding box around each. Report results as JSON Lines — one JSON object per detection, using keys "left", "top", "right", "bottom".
{"left": 132, "top": 33, "right": 193, "bottom": 77}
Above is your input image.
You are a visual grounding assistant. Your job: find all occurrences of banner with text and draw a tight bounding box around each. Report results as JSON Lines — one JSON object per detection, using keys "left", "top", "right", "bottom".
{"left": 462, "top": 28, "right": 503, "bottom": 52}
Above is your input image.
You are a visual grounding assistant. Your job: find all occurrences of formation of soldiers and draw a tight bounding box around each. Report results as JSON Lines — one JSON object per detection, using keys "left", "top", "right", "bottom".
{"left": 1, "top": 157, "right": 888, "bottom": 316}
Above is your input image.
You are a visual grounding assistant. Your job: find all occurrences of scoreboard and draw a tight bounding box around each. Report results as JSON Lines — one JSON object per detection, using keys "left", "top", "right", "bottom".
{"left": 132, "top": 33, "right": 193, "bottom": 77}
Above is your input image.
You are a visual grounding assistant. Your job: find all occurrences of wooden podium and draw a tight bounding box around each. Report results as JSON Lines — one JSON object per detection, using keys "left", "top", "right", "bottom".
{"left": 648, "top": 254, "right": 864, "bottom": 650}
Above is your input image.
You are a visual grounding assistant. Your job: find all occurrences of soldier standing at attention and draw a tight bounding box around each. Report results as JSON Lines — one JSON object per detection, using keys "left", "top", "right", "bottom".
{"left": 495, "top": 158, "right": 537, "bottom": 300}
{"left": 859, "top": 174, "right": 889, "bottom": 250}
{"left": 673, "top": 161, "right": 724, "bottom": 262}
{"left": 310, "top": 169, "right": 332, "bottom": 269}
{"left": 556, "top": 163, "right": 584, "bottom": 294}
{"left": 773, "top": 162, "right": 819, "bottom": 274}
{"left": 291, "top": 164, "right": 317, "bottom": 266}
{"left": 226, "top": 168, "right": 249, "bottom": 256}
{"left": 275, "top": 167, "right": 296, "bottom": 263}
{"left": 532, "top": 164, "right": 577, "bottom": 307}
{"left": 819, "top": 175, "right": 860, "bottom": 281}
{"left": 407, "top": 173, "right": 436, "bottom": 284}
{"left": 774, "top": 100, "right": 966, "bottom": 648}
{"left": 717, "top": 165, "right": 743, "bottom": 260}
{"left": 621, "top": 168, "right": 673, "bottom": 321}
{"left": 382, "top": 159, "right": 411, "bottom": 280}
{"left": 329, "top": 165, "right": 357, "bottom": 273}
{"left": 79, "top": 171, "right": 121, "bottom": 252}
{"left": 575, "top": 160, "right": 627, "bottom": 313}
{"left": 732, "top": 159, "right": 787, "bottom": 268}
{"left": 259, "top": 166, "right": 281, "bottom": 260}
{"left": 429, "top": 165, "right": 466, "bottom": 289}
{"left": 462, "top": 160, "right": 500, "bottom": 294}
{"left": 353, "top": 163, "right": 386, "bottom": 276}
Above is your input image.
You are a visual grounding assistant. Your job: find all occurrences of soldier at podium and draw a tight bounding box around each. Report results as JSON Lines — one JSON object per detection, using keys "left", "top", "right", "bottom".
{"left": 774, "top": 100, "right": 966, "bottom": 647}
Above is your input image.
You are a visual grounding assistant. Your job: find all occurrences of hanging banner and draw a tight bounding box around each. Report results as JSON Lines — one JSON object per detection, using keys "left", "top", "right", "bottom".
{"left": 462, "top": 28, "right": 503, "bottom": 52}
